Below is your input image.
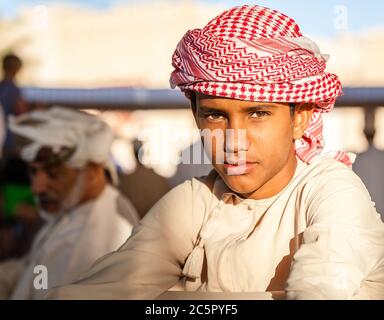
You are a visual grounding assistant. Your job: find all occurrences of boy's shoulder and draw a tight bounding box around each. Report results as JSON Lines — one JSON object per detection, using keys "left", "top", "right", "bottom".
{"left": 299, "top": 153, "right": 361, "bottom": 185}
{"left": 297, "top": 154, "right": 381, "bottom": 223}
{"left": 293, "top": 154, "right": 370, "bottom": 204}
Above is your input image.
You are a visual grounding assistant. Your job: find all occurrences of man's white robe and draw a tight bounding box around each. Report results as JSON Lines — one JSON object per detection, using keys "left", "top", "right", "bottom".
{"left": 0, "top": 185, "right": 139, "bottom": 299}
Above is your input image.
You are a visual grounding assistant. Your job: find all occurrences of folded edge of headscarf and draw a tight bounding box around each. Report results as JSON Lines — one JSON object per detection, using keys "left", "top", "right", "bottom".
{"left": 170, "top": 5, "right": 353, "bottom": 167}
{"left": 8, "top": 106, "right": 115, "bottom": 169}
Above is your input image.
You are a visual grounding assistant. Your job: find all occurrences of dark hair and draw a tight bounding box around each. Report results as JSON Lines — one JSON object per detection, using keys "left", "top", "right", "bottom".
{"left": 289, "top": 103, "right": 296, "bottom": 116}
{"left": 2, "top": 54, "right": 22, "bottom": 71}
{"left": 189, "top": 91, "right": 197, "bottom": 113}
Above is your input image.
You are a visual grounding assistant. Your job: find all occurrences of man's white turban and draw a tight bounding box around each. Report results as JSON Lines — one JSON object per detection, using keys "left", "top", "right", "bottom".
{"left": 9, "top": 106, "right": 114, "bottom": 168}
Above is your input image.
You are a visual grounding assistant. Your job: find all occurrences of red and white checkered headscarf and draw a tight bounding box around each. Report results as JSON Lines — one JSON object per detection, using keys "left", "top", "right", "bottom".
{"left": 170, "top": 5, "right": 353, "bottom": 166}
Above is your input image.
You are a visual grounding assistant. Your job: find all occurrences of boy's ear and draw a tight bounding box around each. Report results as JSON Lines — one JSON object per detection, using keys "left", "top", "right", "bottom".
{"left": 292, "top": 103, "right": 314, "bottom": 140}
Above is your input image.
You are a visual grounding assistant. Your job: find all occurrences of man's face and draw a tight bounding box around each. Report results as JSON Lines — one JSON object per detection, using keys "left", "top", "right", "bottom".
{"left": 194, "top": 93, "right": 309, "bottom": 200}
{"left": 28, "top": 160, "right": 81, "bottom": 213}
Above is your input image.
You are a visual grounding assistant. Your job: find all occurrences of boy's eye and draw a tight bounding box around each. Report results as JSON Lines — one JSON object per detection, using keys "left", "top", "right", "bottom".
{"left": 205, "top": 113, "right": 225, "bottom": 120}
{"left": 250, "top": 111, "right": 270, "bottom": 118}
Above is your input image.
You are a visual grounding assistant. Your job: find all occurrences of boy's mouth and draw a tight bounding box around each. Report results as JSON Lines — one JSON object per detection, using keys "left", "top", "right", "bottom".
{"left": 223, "top": 162, "right": 257, "bottom": 175}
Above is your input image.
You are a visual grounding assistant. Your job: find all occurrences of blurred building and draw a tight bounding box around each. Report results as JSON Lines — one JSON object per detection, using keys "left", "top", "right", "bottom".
{"left": 0, "top": 1, "right": 383, "bottom": 88}
{"left": 0, "top": 2, "right": 225, "bottom": 88}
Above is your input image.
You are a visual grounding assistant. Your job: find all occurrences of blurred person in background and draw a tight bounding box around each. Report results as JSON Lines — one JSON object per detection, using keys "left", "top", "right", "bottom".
{"left": 353, "top": 128, "right": 384, "bottom": 221}
{"left": 0, "top": 103, "right": 5, "bottom": 158}
{"left": 0, "top": 106, "right": 139, "bottom": 299}
{"left": 118, "top": 139, "right": 170, "bottom": 219}
{"left": 46, "top": 5, "right": 384, "bottom": 300}
{"left": 0, "top": 156, "right": 41, "bottom": 261}
{"left": 0, "top": 53, "right": 28, "bottom": 156}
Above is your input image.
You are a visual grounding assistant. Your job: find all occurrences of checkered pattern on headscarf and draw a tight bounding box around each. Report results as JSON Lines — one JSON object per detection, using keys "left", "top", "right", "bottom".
{"left": 170, "top": 5, "right": 352, "bottom": 166}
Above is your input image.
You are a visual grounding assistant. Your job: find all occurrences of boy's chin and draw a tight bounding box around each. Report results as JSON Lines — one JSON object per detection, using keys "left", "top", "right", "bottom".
{"left": 220, "top": 174, "right": 261, "bottom": 196}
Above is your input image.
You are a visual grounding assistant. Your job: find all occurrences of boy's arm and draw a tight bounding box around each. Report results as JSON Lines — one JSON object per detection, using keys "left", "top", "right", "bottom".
{"left": 45, "top": 180, "right": 200, "bottom": 300}
{"left": 286, "top": 174, "right": 384, "bottom": 299}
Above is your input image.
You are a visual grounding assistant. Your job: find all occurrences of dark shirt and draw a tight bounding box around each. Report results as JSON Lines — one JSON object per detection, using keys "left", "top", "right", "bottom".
{"left": 0, "top": 80, "right": 21, "bottom": 150}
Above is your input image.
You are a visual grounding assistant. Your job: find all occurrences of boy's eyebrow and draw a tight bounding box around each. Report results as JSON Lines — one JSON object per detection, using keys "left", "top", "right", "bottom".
{"left": 240, "top": 105, "right": 279, "bottom": 112}
{"left": 198, "top": 106, "right": 226, "bottom": 113}
{"left": 198, "top": 104, "right": 279, "bottom": 113}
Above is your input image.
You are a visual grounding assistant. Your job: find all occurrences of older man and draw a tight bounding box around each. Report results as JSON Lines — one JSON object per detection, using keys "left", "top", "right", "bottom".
{"left": 0, "top": 107, "right": 139, "bottom": 299}
{"left": 46, "top": 5, "right": 384, "bottom": 300}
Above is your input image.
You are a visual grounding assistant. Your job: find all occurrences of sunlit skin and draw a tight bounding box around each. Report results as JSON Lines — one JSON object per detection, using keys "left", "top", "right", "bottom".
{"left": 28, "top": 160, "right": 107, "bottom": 213}
{"left": 192, "top": 93, "right": 313, "bottom": 200}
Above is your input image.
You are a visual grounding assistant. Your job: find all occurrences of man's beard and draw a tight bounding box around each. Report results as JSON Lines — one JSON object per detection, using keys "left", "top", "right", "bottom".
{"left": 36, "top": 171, "right": 87, "bottom": 222}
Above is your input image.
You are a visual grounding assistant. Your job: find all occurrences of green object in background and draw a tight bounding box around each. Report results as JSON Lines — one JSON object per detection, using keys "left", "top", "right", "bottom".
{"left": 2, "top": 183, "right": 36, "bottom": 220}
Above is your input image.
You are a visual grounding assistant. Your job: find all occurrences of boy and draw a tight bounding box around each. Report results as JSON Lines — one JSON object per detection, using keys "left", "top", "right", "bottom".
{"left": 47, "top": 5, "right": 384, "bottom": 300}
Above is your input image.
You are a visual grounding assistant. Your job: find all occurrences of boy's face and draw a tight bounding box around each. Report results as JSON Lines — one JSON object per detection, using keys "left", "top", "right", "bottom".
{"left": 193, "top": 93, "right": 312, "bottom": 200}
